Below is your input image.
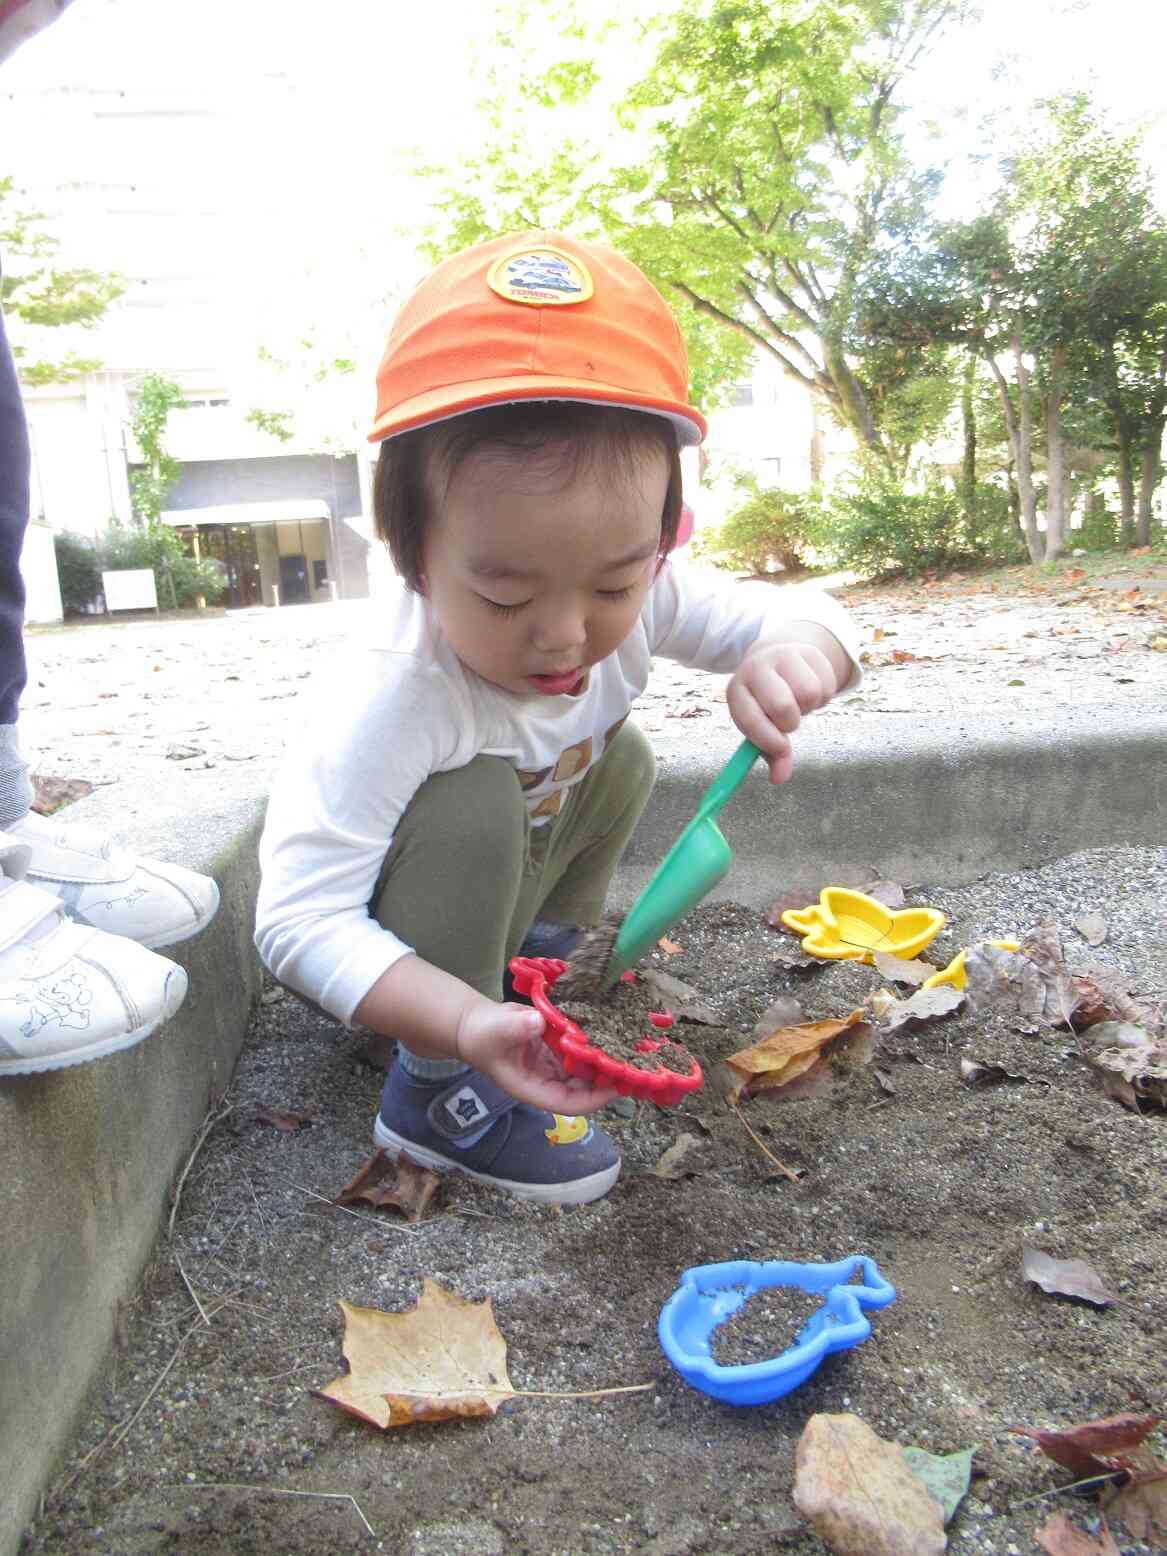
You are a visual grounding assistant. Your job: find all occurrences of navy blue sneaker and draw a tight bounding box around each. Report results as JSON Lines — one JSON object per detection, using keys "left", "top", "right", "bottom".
{"left": 373, "top": 1062, "right": 620, "bottom": 1205}
{"left": 502, "top": 920, "right": 581, "bottom": 1003}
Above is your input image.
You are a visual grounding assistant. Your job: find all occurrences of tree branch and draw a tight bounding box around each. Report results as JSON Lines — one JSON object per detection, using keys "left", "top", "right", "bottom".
{"left": 670, "top": 280, "right": 835, "bottom": 404}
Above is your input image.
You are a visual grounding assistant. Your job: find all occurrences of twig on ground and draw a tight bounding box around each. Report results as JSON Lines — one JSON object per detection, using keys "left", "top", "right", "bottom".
{"left": 169, "top": 1095, "right": 235, "bottom": 1237}
{"left": 1008, "top": 1470, "right": 1126, "bottom": 1510}
{"left": 729, "top": 1102, "right": 803, "bottom": 1182}
{"left": 186, "top": 1484, "right": 376, "bottom": 1539}
{"left": 54, "top": 1304, "right": 225, "bottom": 1501}
{"left": 291, "top": 1181, "right": 419, "bottom": 1234}
{"left": 174, "top": 1255, "right": 211, "bottom": 1326}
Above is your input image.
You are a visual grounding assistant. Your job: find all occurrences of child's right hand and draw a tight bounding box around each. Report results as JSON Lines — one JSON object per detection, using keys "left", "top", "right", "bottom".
{"left": 455, "top": 1001, "right": 620, "bottom": 1115}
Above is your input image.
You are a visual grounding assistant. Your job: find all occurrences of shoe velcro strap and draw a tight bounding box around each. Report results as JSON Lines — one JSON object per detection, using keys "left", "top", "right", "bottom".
{"left": 426, "top": 1073, "right": 518, "bottom": 1143}
{"left": 0, "top": 876, "right": 63, "bottom": 953}
{"left": 17, "top": 830, "right": 130, "bottom": 885}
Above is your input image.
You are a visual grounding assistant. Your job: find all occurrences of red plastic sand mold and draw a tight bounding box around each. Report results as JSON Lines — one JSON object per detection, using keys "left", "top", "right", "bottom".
{"left": 508, "top": 956, "right": 704, "bottom": 1107}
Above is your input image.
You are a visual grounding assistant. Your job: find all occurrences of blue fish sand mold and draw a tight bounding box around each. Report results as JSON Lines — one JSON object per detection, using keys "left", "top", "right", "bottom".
{"left": 659, "top": 1254, "right": 896, "bottom": 1406}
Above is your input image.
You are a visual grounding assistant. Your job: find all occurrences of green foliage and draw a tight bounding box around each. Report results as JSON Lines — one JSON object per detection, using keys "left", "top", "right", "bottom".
{"left": 245, "top": 407, "right": 295, "bottom": 443}
{"left": 0, "top": 175, "right": 125, "bottom": 383}
{"left": 699, "top": 482, "right": 814, "bottom": 575}
{"left": 807, "top": 467, "right": 1023, "bottom": 578}
{"left": 419, "top": 0, "right": 968, "bottom": 450}
{"left": 1075, "top": 494, "right": 1120, "bottom": 552}
{"left": 99, "top": 522, "right": 227, "bottom": 609}
{"left": 128, "top": 375, "right": 185, "bottom": 525}
{"left": 52, "top": 531, "right": 102, "bottom": 613}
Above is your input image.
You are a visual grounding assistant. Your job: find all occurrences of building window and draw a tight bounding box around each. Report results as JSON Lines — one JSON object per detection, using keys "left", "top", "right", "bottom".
{"left": 729, "top": 381, "right": 754, "bottom": 407}
{"left": 756, "top": 457, "right": 782, "bottom": 483}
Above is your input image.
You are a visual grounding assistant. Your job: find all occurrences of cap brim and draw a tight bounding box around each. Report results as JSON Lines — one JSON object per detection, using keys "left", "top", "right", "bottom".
{"left": 368, "top": 374, "right": 707, "bottom": 447}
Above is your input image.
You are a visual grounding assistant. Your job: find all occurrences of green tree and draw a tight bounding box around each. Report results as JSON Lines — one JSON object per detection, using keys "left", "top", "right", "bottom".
{"left": 858, "top": 95, "right": 1167, "bottom": 562}
{"left": 421, "top": 0, "right": 967, "bottom": 447}
{"left": 0, "top": 175, "right": 124, "bottom": 384}
{"left": 128, "top": 374, "right": 185, "bottom": 527}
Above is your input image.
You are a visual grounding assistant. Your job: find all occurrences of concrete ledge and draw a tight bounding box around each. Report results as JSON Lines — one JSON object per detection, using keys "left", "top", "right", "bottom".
{"left": 0, "top": 804, "right": 265, "bottom": 1554}
{"left": 615, "top": 708, "right": 1167, "bottom": 908}
{"left": 3, "top": 706, "right": 1165, "bottom": 1551}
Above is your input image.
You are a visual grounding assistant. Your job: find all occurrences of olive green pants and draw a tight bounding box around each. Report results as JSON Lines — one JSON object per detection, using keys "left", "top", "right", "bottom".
{"left": 371, "top": 720, "right": 655, "bottom": 1011}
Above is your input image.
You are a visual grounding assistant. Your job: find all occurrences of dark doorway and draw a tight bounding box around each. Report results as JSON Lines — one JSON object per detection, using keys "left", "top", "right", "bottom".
{"left": 194, "top": 524, "right": 262, "bottom": 608}
{"left": 279, "top": 552, "right": 309, "bottom": 604}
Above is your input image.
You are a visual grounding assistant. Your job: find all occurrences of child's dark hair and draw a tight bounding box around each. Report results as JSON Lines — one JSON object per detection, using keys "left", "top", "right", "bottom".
{"left": 373, "top": 401, "right": 684, "bottom": 593}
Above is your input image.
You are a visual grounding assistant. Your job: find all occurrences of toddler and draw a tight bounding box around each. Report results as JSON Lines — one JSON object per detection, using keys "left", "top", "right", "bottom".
{"left": 256, "top": 231, "right": 860, "bottom": 1204}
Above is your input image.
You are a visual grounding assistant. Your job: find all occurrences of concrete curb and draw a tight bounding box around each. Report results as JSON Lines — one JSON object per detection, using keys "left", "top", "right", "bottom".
{"left": 3, "top": 708, "right": 1166, "bottom": 1550}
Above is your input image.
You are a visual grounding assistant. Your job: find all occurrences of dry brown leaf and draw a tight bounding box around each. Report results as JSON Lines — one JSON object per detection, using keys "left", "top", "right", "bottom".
{"left": 317, "top": 1280, "right": 513, "bottom": 1428}
{"left": 1008, "top": 1413, "right": 1161, "bottom": 1478}
{"left": 872, "top": 950, "right": 933, "bottom": 985}
{"left": 862, "top": 879, "right": 907, "bottom": 908}
{"left": 657, "top": 936, "right": 683, "bottom": 955}
{"left": 1070, "top": 971, "right": 1162, "bottom": 1034}
{"left": 1073, "top": 913, "right": 1109, "bottom": 947}
{"left": 753, "top": 994, "right": 806, "bottom": 1035}
{"left": 640, "top": 969, "right": 721, "bottom": 1024}
{"left": 724, "top": 1011, "right": 870, "bottom": 1102}
{"left": 31, "top": 773, "right": 96, "bottom": 815}
{"left": 960, "top": 1057, "right": 1042, "bottom": 1088}
{"left": 253, "top": 1104, "right": 316, "bottom": 1133}
{"left": 337, "top": 1149, "right": 440, "bottom": 1222}
{"left": 1035, "top": 1511, "right": 1120, "bottom": 1555}
{"left": 964, "top": 940, "right": 1077, "bottom": 1026}
{"left": 1085, "top": 1023, "right": 1167, "bottom": 1111}
{"left": 878, "top": 985, "right": 965, "bottom": 1031}
{"left": 651, "top": 1133, "right": 708, "bottom": 1180}
{"left": 769, "top": 939, "right": 818, "bottom": 970}
{"left": 794, "top": 1412, "right": 946, "bottom": 1556}
{"left": 1021, "top": 1246, "right": 1118, "bottom": 1306}
{"left": 1101, "top": 1449, "right": 1167, "bottom": 1540}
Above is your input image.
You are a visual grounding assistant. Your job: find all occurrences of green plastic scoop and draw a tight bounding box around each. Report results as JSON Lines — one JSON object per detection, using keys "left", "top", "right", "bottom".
{"left": 604, "top": 738, "right": 763, "bottom": 986}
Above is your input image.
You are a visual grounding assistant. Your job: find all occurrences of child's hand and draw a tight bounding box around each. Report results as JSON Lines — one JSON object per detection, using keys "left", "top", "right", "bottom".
{"left": 455, "top": 1001, "right": 621, "bottom": 1115}
{"left": 727, "top": 634, "right": 843, "bottom": 784}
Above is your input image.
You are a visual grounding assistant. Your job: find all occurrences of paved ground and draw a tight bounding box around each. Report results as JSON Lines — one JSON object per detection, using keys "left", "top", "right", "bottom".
{"left": 19, "top": 557, "right": 1167, "bottom": 818}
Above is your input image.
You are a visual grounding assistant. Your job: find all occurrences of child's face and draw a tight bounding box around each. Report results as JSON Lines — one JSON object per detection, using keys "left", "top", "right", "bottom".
{"left": 421, "top": 440, "right": 669, "bottom": 697}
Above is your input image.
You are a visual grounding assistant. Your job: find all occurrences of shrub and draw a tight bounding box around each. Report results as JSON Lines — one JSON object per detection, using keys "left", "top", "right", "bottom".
{"left": 698, "top": 484, "right": 814, "bottom": 575}
{"left": 807, "top": 468, "right": 1025, "bottom": 578}
{"left": 99, "top": 522, "right": 227, "bottom": 608}
{"left": 53, "top": 530, "right": 103, "bottom": 613}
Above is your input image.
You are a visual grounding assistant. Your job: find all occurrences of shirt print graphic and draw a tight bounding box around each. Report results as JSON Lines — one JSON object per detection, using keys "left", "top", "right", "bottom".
{"left": 514, "top": 716, "right": 628, "bottom": 824}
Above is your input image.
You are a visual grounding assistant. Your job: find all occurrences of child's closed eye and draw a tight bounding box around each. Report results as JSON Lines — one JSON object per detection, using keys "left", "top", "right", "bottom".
{"left": 480, "top": 596, "right": 529, "bottom": 617}
{"left": 598, "top": 585, "right": 635, "bottom": 601}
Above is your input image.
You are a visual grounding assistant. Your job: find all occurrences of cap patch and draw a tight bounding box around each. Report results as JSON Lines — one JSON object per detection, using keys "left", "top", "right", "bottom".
{"left": 488, "top": 245, "right": 594, "bottom": 307}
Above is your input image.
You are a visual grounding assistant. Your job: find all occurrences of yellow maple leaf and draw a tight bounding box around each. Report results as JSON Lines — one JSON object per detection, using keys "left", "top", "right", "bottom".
{"left": 318, "top": 1279, "right": 514, "bottom": 1429}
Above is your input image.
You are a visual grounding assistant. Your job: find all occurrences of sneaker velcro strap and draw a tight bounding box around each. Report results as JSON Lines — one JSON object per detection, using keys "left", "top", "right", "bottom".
{"left": 0, "top": 876, "right": 63, "bottom": 953}
{"left": 426, "top": 1073, "right": 518, "bottom": 1144}
{"left": 0, "top": 838, "right": 33, "bottom": 881}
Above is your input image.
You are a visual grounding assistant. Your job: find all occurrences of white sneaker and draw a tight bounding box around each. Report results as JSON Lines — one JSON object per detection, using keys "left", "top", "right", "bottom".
{"left": 0, "top": 836, "right": 188, "bottom": 1076}
{"left": 9, "top": 811, "right": 219, "bottom": 949}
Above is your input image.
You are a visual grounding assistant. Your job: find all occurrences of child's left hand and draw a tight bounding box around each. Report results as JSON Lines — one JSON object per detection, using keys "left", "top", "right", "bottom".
{"left": 727, "top": 632, "right": 845, "bottom": 784}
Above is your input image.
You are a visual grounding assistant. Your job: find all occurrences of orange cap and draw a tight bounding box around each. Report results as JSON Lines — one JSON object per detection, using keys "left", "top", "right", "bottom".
{"left": 369, "top": 230, "right": 707, "bottom": 447}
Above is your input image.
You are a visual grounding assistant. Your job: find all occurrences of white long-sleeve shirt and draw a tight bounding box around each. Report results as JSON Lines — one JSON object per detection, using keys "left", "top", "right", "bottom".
{"left": 255, "top": 558, "right": 861, "bottom": 1025}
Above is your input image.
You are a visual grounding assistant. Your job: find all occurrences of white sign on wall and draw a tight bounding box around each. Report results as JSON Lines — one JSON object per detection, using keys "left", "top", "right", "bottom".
{"left": 101, "top": 568, "right": 158, "bottom": 612}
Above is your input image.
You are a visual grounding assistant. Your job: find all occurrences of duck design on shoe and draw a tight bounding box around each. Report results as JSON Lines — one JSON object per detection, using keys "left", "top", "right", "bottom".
{"left": 545, "top": 1114, "right": 589, "bottom": 1145}
{"left": 375, "top": 1062, "right": 620, "bottom": 1205}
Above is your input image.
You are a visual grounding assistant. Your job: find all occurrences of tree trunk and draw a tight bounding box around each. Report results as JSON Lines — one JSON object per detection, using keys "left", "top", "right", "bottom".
{"left": 1043, "top": 342, "right": 1067, "bottom": 563}
{"left": 1136, "top": 439, "right": 1161, "bottom": 547}
{"left": 809, "top": 400, "right": 825, "bottom": 489}
{"left": 1116, "top": 430, "right": 1136, "bottom": 546}
{"left": 822, "top": 342, "right": 884, "bottom": 457}
{"left": 961, "top": 354, "right": 977, "bottom": 539}
{"left": 990, "top": 332, "right": 1040, "bottom": 562}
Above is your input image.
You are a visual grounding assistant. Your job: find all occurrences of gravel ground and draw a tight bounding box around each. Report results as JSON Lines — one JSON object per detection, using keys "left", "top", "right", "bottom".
{"left": 16, "top": 556, "right": 1167, "bottom": 1554}
{"left": 19, "top": 846, "right": 1167, "bottom": 1556}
